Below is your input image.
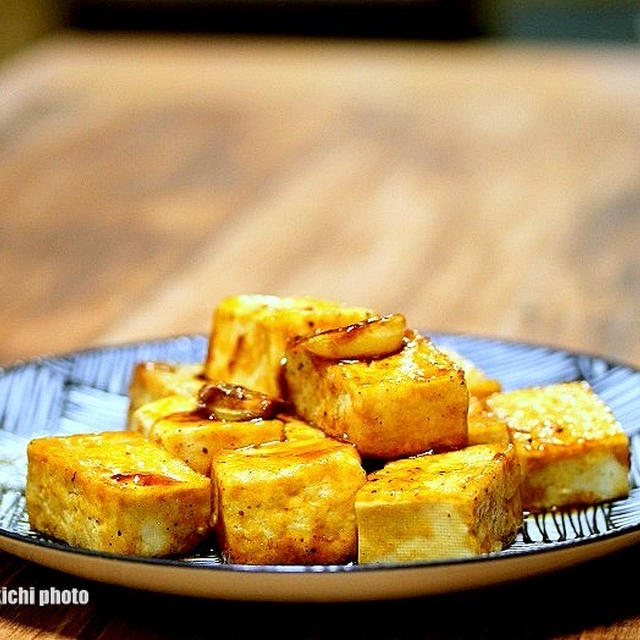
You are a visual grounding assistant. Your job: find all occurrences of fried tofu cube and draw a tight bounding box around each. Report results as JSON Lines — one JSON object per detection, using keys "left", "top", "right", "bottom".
{"left": 131, "top": 384, "right": 321, "bottom": 475}
{"left": 149, "top": 410, "right": 284, "bottom": 476}
{"left": 127, "top": 361, "right": 205, "bottom": 425}
{"left": 130, "top": 394, "right": 199, "bottom": 437}
{"left": 467, "top": 402, "right": 511, "bottom": 447}
{"left": 281, "top": 416, "right": 327, "bottom": 442}
{"left": 204, "top": 294, "right": 374, "bottom": 397}
{"left": 355, "top": 443, "right": 522, "bottom": 564}
{"left": 283, "top": 330, "right": 469, "bottom": 458}
{"left": 438, "top": 347, "right": 502, "bottom": 401}
{"left": 486, "top": 381, "right": 630, "bottom": 512}
{"left": 26, "top": 431, "right": 212, "bottom": 557}
{"left": 212, "top": 438, "right": 366, "bottom": 564}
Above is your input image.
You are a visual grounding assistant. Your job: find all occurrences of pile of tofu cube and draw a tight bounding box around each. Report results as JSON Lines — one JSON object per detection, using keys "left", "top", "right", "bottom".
{"left": 26, "top": 295, "right": 631, "bottom": 565}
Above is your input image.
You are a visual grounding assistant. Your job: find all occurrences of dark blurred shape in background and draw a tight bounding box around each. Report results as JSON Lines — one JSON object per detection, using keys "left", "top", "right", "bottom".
{"left": 65, "top": 0, "right": 480, "bottom": 39}
{"left": 0, "top": 0, "right": 62, "bottom": 58}
{"left": 1, "top": 1, "right": 639, "bottom": 59}
{"left": 484, "top": 1, "right": 640, "bottom": 42}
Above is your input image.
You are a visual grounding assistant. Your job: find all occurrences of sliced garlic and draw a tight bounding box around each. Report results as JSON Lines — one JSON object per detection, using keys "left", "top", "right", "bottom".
{"left": 299, "top": 314, "right": 407, "bottom": 360}
{"left": 197, "top": 383, "right": 289, "bottom": 421}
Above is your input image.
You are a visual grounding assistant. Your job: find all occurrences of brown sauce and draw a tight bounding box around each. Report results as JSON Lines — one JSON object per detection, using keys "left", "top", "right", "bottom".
{"left": 167, "top": 382, "right": 292, "bottom": 422}
{"left": 111, "top": 473, "right": 179, "bottom": 486}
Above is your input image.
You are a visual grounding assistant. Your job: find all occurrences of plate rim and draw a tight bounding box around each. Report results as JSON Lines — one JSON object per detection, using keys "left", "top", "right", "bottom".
{"left": 1, "top": 506, "right": 640, "bottom": 575}
{"left": 1, "top": 329, "right": 638, "bottom": 376}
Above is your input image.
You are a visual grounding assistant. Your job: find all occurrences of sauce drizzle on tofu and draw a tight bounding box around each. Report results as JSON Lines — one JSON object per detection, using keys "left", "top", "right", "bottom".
{"left": 170, "top": 382, "right": 291, "bottom": 423}
{"left": 110, "top": 472, "right": 180, "bottom": 486}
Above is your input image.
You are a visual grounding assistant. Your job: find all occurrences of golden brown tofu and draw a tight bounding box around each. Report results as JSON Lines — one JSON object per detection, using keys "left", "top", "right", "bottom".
{"left": 204, "top": 294, "right": 374, "bottom": 397}
{"left": 281, "top": 416, "right": 327, "bottom": 442}
{"left": 130, "top": 394, "right": 199, "bottom": 437}
{"left": 127, "top": 361, "right": 205, "bottom": 425}
{"left": 150, "top": 411, "right": 284, "bottom": 477}
{"left": 212, "top": 438, "right": 366, "bottom": 564}
{"left": 438, "top": 347, "right": 502, "bottom": 401}
{"left": 132, "top": 382, "right": 315, "bottom": 475}
{"left": 355, "top": 443, "right": 522, "bottom": 564}
{"left": 26, "top": 431, "right": 212, "bottom": 557}
{"left": 132, "top": 400, "right": 324, "bottom": 475}
{"left": 486, "top": 381, "right": 630, "bottom": 512}
{"left": 284, "top": 330, "right": 469, "bottom": 459}
{"left": 467, "top": 403, "right": 511, "bottom": 447}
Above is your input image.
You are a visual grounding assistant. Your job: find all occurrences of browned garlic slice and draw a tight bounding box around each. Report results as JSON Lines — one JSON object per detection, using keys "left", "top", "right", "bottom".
{"left": 298, "top": 314, "right": 407, "bottom": 360}
{"left": 197, "top": 383, "right": 289, "bottom": 421}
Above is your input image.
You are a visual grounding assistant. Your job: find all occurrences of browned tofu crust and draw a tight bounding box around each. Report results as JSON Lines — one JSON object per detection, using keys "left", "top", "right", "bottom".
{"left": 355, "top": 443, "right": 522, "bottom": 563}
{"left": 127, "top": 361, "right": 206, "bottom": 424}
{"left": 212, "top": 438, "right": 366, "bottom": 565}
{"left": 132, "top": 389, "right": 321, "bottom": 476}
{"left": 205, "top": 294, "right": 374, "bottom": 397}
{"left": 284, "top": 330, "right": 469, "bottom": 458}
{"left": 438, "top": 347, "right": 502, "bottom": 401}
{"left": 150, "top": 412, "right": 285, "bottom": 476}
{"left": 130, "top": 394, "right": 199, "bottom": 437}
{"left": 467, "top": 402, "right": 511, "bottom": 447}
{"left": 26, "top": 431, "right": 212, "bottom": 557}
{"left": 486, "top": 381, "right": 630, "bottom": 511}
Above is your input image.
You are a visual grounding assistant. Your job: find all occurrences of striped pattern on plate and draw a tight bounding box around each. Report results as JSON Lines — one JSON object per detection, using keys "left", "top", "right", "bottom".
{"left": 0, "top": 332, "right": 638, "bottom": 567}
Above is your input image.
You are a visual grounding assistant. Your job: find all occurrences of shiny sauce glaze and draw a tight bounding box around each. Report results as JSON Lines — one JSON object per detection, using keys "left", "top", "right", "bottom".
{"left": 110, "top": 472, "right": 180, "bottom": 486}
{"left": 169, "top": 382, "right": 291, "bottom": 423}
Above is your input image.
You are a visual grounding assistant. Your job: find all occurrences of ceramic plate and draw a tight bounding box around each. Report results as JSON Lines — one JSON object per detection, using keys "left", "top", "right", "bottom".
{"left": 0, "top": 333, "right": 638, "bottom": 602}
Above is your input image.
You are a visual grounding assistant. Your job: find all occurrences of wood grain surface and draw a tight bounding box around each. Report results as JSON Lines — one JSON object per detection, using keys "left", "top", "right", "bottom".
{"left": 2, "top": 34, "right": 639, "bottom": 369}
{"left": 0, "top": 33, "right": 639, "bottom": 639}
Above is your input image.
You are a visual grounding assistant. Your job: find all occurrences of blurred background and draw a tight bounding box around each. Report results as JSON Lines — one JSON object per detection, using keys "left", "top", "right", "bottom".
{"left": 2, "top": 0, "right": 640, "bottom": 56}
{"left": 1, "top": 0, "right": 639, "bottom": 56}
{"left": 1, "top": 0, "right": 639, "bottom": 369}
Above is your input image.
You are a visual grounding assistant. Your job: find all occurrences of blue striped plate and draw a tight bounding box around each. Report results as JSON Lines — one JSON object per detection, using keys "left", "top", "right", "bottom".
{"left": 0, "top": 333, "right": 638, "bottom": 602}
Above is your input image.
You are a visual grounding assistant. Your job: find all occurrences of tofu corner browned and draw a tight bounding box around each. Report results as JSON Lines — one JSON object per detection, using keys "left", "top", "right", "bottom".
{"left": 130, "top": 394, "right": 199, "bottom": 437}
{"left": 150, "top": 412, "right": 285, "bottom": 476}
{"left": 355, "top": 443, "right": 522, "bottom": 564}
{"left": 211, "top": 438, "right": 366, "bottom": 565}
{"left": 146, "top": 406, "right": 326, "bottom": 476}
{"left": 26, "top": 431, "right": 212, "bottom": 557}
{"left": 204, "top": 294, "right": 375, "bottom": 397}
{"left": 467, "top": 402, "right": 511, "bottom": 447}
{"left": 132, "top": 384, "right": 319, "bottom": 475}
{"left": 438, "top": 347, "right": 502, "bottom": 401}
{"left": 127, "top": 362, "right": 206, "bottom": 426}
{"left": 486, "top": 381, "right": 630, "bottom": 512}
{"left": 281, "top": 416, "right": 327, "bottom": 442}
{"left": 284, "top": 330, "right": 469, "bottom": 458}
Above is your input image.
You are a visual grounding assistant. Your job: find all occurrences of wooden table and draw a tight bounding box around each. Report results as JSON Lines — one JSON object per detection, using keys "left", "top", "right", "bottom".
{"left": 1, "top": 33, "right": 639, "bottom": 638}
